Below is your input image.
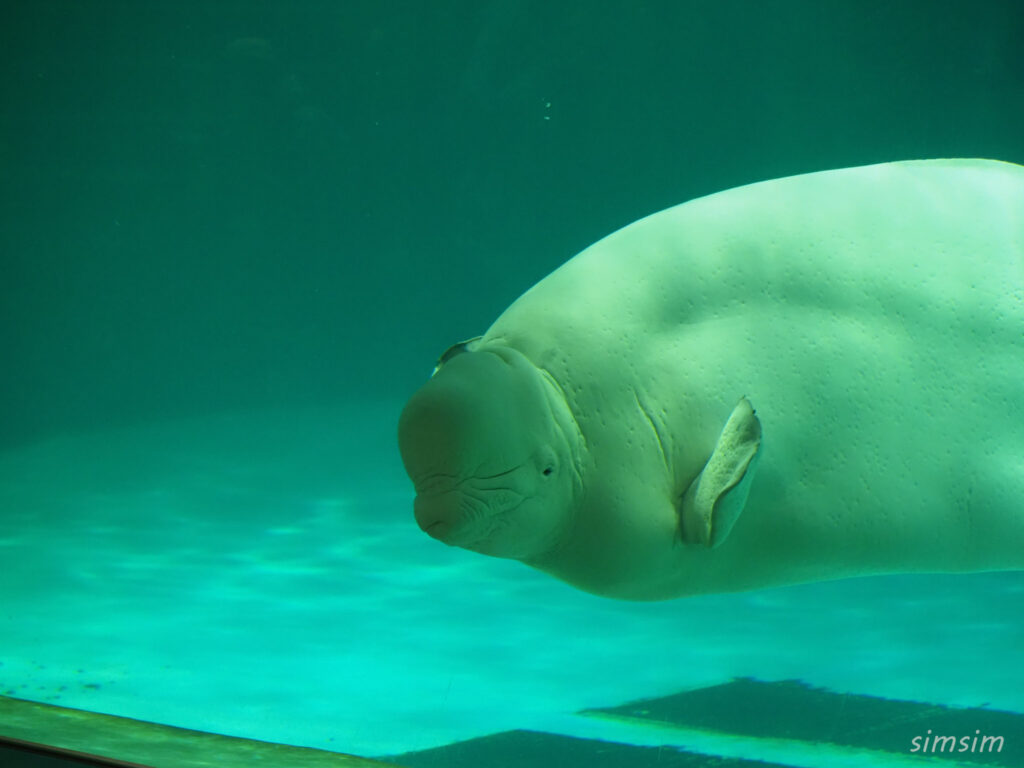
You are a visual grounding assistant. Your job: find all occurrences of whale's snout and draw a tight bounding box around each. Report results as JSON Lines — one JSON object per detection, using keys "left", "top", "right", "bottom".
{"left": 413, "top": 493, "right": 471, "bottom": 545}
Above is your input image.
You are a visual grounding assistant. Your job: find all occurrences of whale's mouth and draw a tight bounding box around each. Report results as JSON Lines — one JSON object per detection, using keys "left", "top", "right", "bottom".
{"left": 422, "top": 518, "right": 452, "bottom": 540}
{"left": 414, "top": 495, "right": 482, "bottom": 547}
{"left": 421, "top": 515, "right": 482, "bottom": 547}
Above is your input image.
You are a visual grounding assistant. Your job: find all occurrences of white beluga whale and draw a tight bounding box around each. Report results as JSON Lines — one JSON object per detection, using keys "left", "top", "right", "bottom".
{"left": 398, "top": 159, "right": 1024, "bottom": 600}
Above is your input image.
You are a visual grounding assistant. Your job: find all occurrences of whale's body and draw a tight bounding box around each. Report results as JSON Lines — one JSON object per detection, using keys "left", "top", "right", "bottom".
{"left": 399, "top": 159, "right": 1024, "bottom": 600}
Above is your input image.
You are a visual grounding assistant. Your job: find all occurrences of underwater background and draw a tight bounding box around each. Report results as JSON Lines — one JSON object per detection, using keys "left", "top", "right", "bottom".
{"left": 2, "top": 1, "right": 1023, "bottom": 766}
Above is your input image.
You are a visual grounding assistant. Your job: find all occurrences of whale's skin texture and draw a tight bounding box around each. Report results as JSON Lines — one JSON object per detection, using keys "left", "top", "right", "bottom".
{"left": 398, "top": 159, "right": 1024, "bottom": 600}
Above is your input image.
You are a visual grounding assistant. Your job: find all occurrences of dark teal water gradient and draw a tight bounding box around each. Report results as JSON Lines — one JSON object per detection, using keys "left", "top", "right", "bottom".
{"left": 2, "top": 0, "right": 1023, "bottom": 448}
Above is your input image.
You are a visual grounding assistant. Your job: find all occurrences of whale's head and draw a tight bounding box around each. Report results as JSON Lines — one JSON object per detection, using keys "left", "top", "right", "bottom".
{"left": 398, "top": 344, "right": 579, "bottom": 561}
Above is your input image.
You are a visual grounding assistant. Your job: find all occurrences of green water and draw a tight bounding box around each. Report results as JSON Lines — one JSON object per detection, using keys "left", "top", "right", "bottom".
{"left": 3, "top": 0, "right": 1022, "bottom": 447}
{"left": 2, "top": 2, "right": 1023, "bottom": 766}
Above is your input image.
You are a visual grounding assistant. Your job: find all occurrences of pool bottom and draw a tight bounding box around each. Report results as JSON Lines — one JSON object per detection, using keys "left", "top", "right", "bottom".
{"left": 4, "top": 678, "right": 1018, "bottom": 768}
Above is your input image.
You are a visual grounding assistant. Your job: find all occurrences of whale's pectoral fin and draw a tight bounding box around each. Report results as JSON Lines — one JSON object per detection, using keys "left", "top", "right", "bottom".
{"left": 680, "top": 397, "right": 762, "bottom": 548}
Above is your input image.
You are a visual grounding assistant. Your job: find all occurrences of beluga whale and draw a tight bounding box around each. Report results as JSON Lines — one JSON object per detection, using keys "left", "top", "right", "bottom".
{"left": 398, "top": 159, "right": 1024, "bottom": 600}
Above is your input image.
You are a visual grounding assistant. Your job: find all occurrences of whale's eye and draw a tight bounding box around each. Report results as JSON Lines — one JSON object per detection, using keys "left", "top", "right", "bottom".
{"left": 537, "top": 447, "right": 557, "bottom": 478}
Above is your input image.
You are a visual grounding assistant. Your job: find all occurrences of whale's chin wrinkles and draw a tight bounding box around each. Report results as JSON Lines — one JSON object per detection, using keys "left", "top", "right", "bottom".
{"left": 447, "top": 522, "right": 495, "bottom": 551}
{"left": 411, "top": 471, "right": 460, "bottom": 496}
{"left": 457, "top": 510, "right": 521, "bottom": 555}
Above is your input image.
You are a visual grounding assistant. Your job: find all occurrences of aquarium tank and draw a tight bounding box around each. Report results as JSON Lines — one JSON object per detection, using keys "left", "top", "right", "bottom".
{"left": 1, "top": 2, "right": 1022, "bottom": 767}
